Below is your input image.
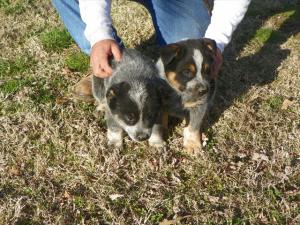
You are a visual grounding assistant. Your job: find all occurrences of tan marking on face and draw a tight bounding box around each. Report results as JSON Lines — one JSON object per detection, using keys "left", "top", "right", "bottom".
{"left": 107, "top": 89, "right": 116, "bottom": 100}
{"left": 206, "top": 43, "right": 214, "bottom": 51}
{"left": 184, "top": 100, "right": 202, "bottom": 108}
{"left": 202, "top": 62, "right": 211, "bottom": 74}
{"left": 166, "top": 71, "right": 183, "bottom": 90}
{"left": 186, "top": 63, "right": 197, "bottom": 76}
{"left": 169, "top": 44, "right": 179, "bottom": 52}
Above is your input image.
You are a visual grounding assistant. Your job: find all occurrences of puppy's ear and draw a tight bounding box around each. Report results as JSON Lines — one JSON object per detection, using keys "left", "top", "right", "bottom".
{"left": 159, "top": 44, "right": 184, "bottom": 66}
{"left": 200, "top": 38, "right": 217, "bottom": 77}
{"left": 108, "top": 48, "right": 124, "bottom": 70}
{"left": 201, "top": 38, "right": 217, "bottom": 56}
{"left": 106, "top": 81, "right": 130, "bottom": 101}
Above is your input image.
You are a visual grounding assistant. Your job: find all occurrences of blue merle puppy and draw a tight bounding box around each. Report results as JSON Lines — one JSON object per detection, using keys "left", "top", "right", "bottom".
{"left": 92, "top": 49, "right": 165, "bottom": 149}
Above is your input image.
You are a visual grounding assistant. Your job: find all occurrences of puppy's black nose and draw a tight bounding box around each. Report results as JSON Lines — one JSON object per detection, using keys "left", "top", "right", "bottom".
{"left": 136, "top": 132, "right": 150, "bottom": 141}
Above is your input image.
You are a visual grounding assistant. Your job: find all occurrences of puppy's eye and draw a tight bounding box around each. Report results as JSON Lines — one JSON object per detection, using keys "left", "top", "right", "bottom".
{"left": 198, "top": 89, "right": 208, "bottom": 96}
{"left": 124, "top": 113, "right": 136, "bottom": 124}
{"left": 181, "top": 69, "right": 194, "bottom": 79}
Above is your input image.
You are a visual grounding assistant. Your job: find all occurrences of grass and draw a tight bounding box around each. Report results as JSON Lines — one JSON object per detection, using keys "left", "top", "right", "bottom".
{"left": 0, "top": 75, "right": 34, "bottom": 95}
{"left": 4, "top": 1, "right": 25, "bottom": 15}
{"left": 254, "top": 28, "right": 273, "bottom": 44}
{"left": 0, "top": 0, "right": 300, "bottom": 224}
{"left": 30, "top": 87, "right": 55, "bottom": 104}
{"left": 40, "top": 28, "right": 74, "bottom": 52}
{"left": 0, "top": 57, "right": 36, "bottom": 78}
{"left": 0, "top": 79, "right": 25, "bottom": 94}
{"left": 65, "top": 52, "right": 90, "bottom": 73}
{"left": 0, "top": 59, "right": 10, "bottom": 75}
{"left": 267, "top": 95, "right": 284, "bottom": 110}
{"left": 0, "top": 0, "right": 25, "bottom": 15}
{"left": 0, "top": 102, "right": 23, "bottom": 115}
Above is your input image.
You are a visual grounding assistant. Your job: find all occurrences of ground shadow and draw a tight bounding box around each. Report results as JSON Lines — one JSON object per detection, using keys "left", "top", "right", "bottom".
{"left": 208, "top": 2, "right": 300, "bottom": 129}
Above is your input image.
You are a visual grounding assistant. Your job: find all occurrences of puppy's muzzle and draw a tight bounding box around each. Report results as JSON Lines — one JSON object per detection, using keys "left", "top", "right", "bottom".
{"left": 136, "top": 132, "right": 150, "bottom": 141}
{"left": 183, "top": 84, "right": 208, "bottom": 108}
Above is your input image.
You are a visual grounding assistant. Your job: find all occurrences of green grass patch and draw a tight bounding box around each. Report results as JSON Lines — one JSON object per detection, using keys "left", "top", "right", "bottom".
{"left": 23, "top": 187, "right": 35, "bottom": 197}
{"left": 30, "top": 87, "right": 55, "bottom": 104}
{"left": 0, "top": 0, "right": 26, "bottom": 14}
{"left": 0, "top": 79, "right": 26, "bottom": 94}
{"left": 0, "top": 58, "right": 10, "bottom": 75}
{"left": 267, "top": 95, "right": 284, "bottom": 110}
{"left": 250, "top": 8, "right": 298, "bottom": 46}
{"left": 10, "top": 57, "right": 34, "bottom": 74}
{"left": 42, "top": 142, "right": 59, "bottom": 162}
{"left": 226, "top": 217, "right": 249, "bottom": 225}
{"left": 0, "top": 102, "right": 23, "bottom": 115}
{"left": 28, "top": 75, "right": 76, "bottom": 105}
{"left": 77, "top": 102, "right": 94, "bottom": 112}
{"left": 205, "top": 128, "right": 217, "bottom": 153}
{"left": 4, "top": 1, "right": 25, "bottom": 15}
{"left": 0, "top": 0, "right": 9, "bottom": 8}
{"left": 270, "top": 209, "right": 285, "bottom": 225}
{"left": 207, "top": 174, "right": 225, "bottom": 195}
{"left": 0, "top": 75, "right": 34, "bottom": 95}
{"left": 40, "top": 28, "right": 73, "bottom": 52}
{"left": 65, "top": 52, "right": 89, "bottom": 72}
{"left": 49, "top": 76, "right": 70, "bottom": 91}
{"left": 28, "top": 76, "right": 70, "bottom": 105}
{"left": 254, "top": 28, "right": 273, "bottom": 45}
{"left": 74, "top": 196, "right": 86, "bottom": 208}
{"left": 267, "top": 186, "right": 283, "bottom": 202}
{"left": 149, "top": 212, "right": 164, "bottom": 224}
{"left": 0, "top": 57, "right": 35, "bottom": 78}
{"left": 278, "top": 10, "right": 296, "bottom": 21}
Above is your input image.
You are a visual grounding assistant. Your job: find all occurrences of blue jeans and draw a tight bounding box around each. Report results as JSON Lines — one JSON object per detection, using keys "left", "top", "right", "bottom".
{"left": 51, "top": 0, "right": 211, "bottom": 55}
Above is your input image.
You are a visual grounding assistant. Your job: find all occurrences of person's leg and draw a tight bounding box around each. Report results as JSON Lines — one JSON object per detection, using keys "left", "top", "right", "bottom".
{"left": 136, "top": 0, "right": 211, "bottom": 45}
{"left": 51, "top": 0, "right": 91, "bottom": 54}
{"left": 51, "top": 0, "right": 124, "bottom": 101}
{"left": 51, "top": 0, "right": 123, "bottom": 55}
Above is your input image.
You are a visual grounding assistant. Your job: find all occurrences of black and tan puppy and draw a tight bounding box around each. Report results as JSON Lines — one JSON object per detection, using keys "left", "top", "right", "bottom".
{"left": 156, "top": 38, "right": 217, "bottom": 153}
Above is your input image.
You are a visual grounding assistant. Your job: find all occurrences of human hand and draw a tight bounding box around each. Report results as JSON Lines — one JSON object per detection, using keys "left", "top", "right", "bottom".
{"left": 90, "top": 39, "right": 122, "bottom": 78}
{"left": 212, "top": 47, "right": 223, "bottom": 79}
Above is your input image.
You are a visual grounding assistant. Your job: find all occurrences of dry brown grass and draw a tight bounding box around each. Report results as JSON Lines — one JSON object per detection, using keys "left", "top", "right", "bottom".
{"left": 0, "top": 0, "right": 299, "bottom": 224}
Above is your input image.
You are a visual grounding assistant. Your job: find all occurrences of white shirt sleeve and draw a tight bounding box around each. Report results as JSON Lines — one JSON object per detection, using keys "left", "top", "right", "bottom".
{"left": 79, "top": 0, "right": 114, "bottom": 47}
{"left": 204, "top": 0, "right": 251, "bottom": 52}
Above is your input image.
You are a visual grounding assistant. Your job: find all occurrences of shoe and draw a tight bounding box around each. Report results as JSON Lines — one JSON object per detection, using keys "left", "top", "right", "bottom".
{"left": 72, "top": 75, "right": 94, "bottom": 102}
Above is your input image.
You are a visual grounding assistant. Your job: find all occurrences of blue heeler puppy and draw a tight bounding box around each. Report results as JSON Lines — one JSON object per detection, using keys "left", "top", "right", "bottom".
{"left": 92, "top": 49, "right": 165, "bottom": 149}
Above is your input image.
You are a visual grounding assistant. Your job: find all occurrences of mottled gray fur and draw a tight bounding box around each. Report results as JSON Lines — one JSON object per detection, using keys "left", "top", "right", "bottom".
{"left": 92, "top": 49, "right": 165, "bottom": 148}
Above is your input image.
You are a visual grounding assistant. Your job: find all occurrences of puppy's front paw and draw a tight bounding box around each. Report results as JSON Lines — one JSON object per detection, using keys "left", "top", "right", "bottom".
{"left": 183, "top": 127, "right": 202, "bottom": 155}
{"left": 149, "top": 138, "right": 166, "bottom": 148}
{"left": 149, "top": 133, "right": 166, "bottom": 148}
{"left": 108, "top": 139, "right": 123, "bottom": 149}
{"left": 96, "top": 100, "right": 106, "bottom": 111}
{"left": 107, "top": 129, "right": 123, "bottom": 149}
